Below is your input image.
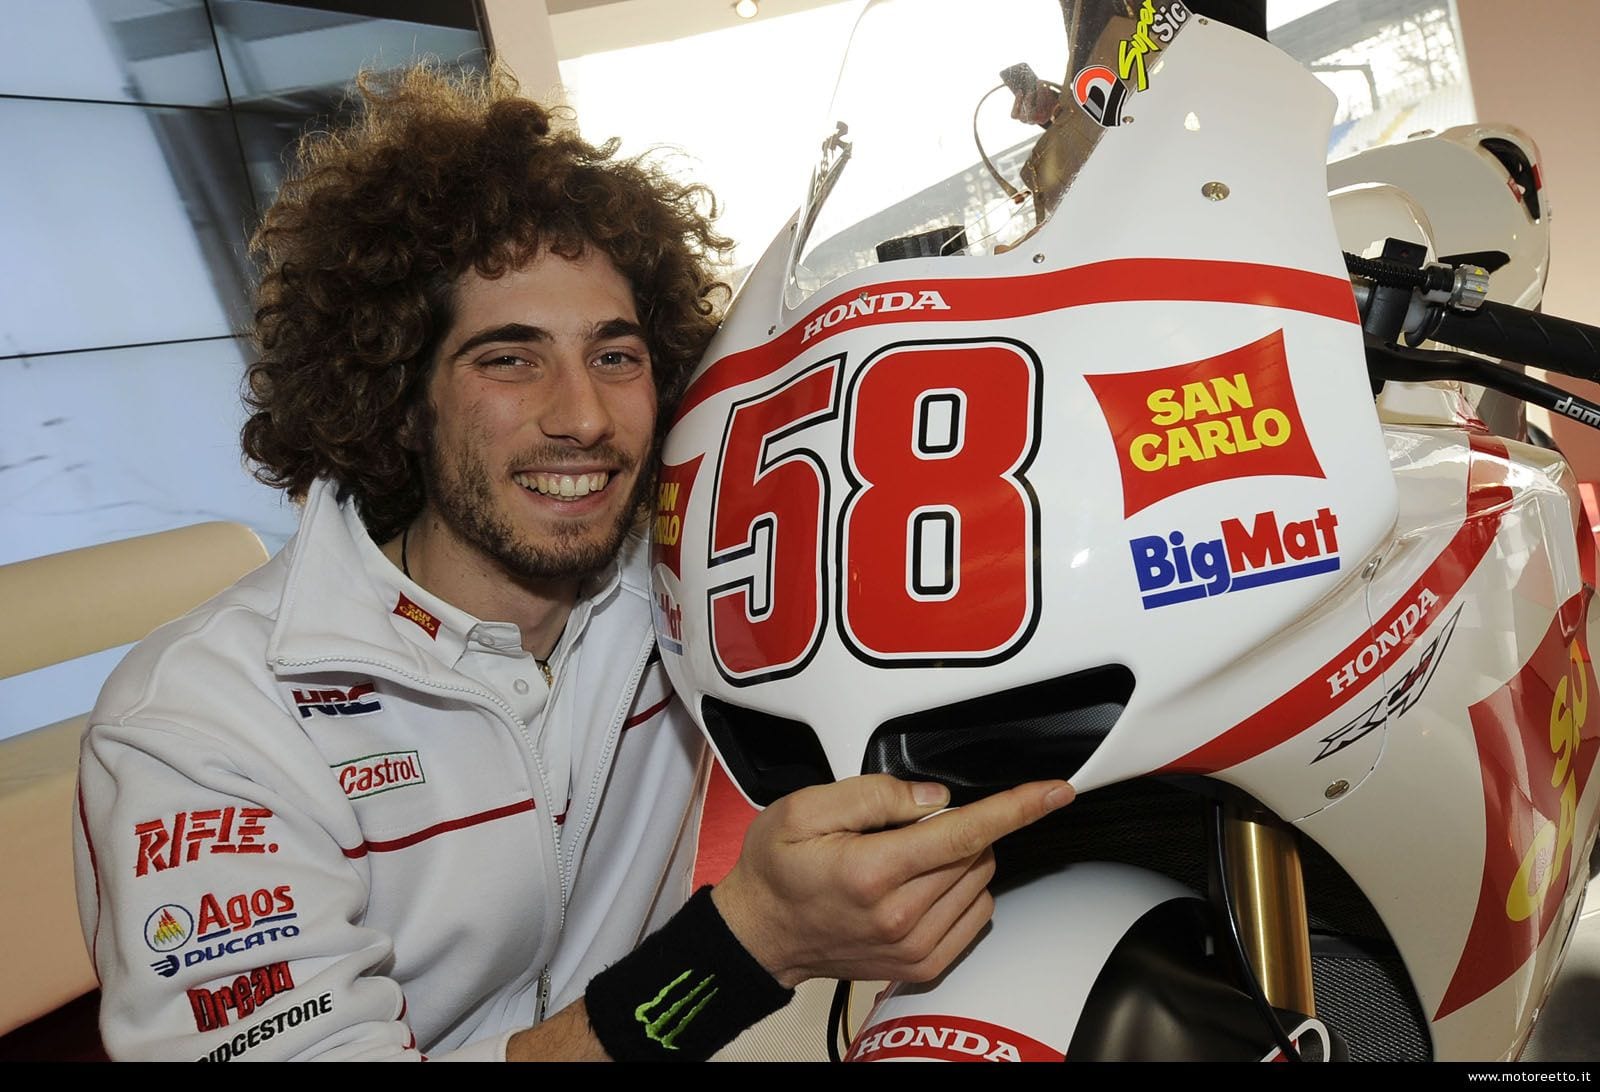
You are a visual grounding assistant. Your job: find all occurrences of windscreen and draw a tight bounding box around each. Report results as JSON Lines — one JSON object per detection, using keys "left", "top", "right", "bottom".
{"left": 788, "top": 0, "right": 1196, "bottom": 308}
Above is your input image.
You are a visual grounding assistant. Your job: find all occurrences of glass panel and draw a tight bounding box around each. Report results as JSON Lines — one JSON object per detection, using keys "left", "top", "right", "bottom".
{"left": 0, "top": 337, "right": 298, "bottom": 568}
{"left": 0, "top": 97, "right": 254, "bottom": 356}
{"left": 211, "top": 0, "right": 486, "bottom": 112}
{"left": 1269, "top": 0, "right": 1473, "bottom": 160}
{"left": 1, "top": 0, "right": 228, "bottom": 106}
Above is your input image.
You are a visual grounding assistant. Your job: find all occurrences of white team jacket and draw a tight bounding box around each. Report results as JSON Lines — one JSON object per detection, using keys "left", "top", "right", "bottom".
{"left": 72, "top": 481, "right": 706, "bottom": 1061}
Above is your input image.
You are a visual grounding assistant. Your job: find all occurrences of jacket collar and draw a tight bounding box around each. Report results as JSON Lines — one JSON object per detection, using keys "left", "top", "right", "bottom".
{"left": 267, "top": 480, "right": 628, "bottom": 679}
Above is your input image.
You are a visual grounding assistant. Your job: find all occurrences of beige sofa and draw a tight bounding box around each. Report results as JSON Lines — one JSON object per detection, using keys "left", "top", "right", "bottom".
{"left": 0, "top": 523, "right": 269, "bottom": 1037}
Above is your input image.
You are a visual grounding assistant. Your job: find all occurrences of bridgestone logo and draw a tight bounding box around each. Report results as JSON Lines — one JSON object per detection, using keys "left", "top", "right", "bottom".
{"left": 196, "top": 992, "right": 332, "bottom": 1062}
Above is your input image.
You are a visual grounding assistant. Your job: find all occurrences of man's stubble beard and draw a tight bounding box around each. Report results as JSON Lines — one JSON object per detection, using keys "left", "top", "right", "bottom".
{"left": 421, "top": 429, "right": 658, "bottom": 585}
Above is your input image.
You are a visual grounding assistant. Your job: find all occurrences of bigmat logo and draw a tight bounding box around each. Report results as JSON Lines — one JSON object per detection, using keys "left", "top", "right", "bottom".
{"left": 1131, "top": 508, "right": 1340, "bottom": 610}
{"left": 846, "top": 1014, "right": 1060, "bottom": 1062}
{"left": 1085, "top": 330, "right": 1325, "bottom": 517}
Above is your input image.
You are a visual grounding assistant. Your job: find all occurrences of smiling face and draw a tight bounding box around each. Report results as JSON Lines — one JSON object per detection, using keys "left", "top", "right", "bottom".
{"left": 419, "top": 247, "right": 657, "bottom": 584}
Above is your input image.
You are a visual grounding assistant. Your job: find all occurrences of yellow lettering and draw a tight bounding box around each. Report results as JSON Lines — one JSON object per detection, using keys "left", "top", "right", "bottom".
{"left": 654, "top": 514, "right": 681, "bottom": 545}
{"left": 658, "top": 482, "right": 680, "bottom": 512}
{"left": 1255, "top": 408, "right": 1291, "bottom": 447}
{"left": 1194, "top": 419, "right": 1233, "bottom": 459}
{"left": 1168, "top": 427, "right": 1202, "bottom": 466}
{"left": 1551, "top": 675, "right": 1574, "bottom": 789}
{"left": 1507, "top": 820, "right": 1556, "bottom": 923}
{"left": 1182, "top": 381, "right": 1222, "bottom": 419}
{"left": 1147, "top": 388, "right": 1182, "bottom": 426}
{"left": 1130, "top": 434, "right": 1165, "bottom": 471}
{"left": 1212, "top": 373, "right": 1254, "bottom": 414}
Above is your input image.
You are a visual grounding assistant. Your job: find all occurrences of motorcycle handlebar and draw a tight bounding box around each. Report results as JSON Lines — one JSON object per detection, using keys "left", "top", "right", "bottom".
{"left": 1427, "top": 301, "right": 1600, "bottom": 386}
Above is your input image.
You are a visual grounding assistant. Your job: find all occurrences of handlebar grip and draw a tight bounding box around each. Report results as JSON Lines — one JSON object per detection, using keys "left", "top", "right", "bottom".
{"left": 1429, "top": 301, "right": 1600, "bottom": 385}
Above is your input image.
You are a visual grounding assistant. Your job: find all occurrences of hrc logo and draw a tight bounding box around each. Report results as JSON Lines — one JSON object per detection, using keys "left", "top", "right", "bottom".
{"left": 1130, "top": 508, "right": 1341, "bottom": 610}
{"left": 292, "top": 683, "right": 380, "bottom": 719}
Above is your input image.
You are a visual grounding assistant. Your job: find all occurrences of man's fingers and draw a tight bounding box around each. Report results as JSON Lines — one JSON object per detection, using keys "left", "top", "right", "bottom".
{"left": 868, "top": 779, "right": 1073, "bottom": 873}
{"left": 780, "top": 773, "right": 952, "bottom": 837}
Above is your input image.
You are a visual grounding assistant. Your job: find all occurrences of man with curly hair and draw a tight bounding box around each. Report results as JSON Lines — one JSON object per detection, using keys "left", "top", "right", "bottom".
{"left": 72, "top": 65, "right": 1070, "bottom": 1062}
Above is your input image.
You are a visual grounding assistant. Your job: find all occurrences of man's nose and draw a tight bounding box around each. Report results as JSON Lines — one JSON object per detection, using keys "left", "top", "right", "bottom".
{"left": 538, "top": 360, "right": 615, "bottom": 447}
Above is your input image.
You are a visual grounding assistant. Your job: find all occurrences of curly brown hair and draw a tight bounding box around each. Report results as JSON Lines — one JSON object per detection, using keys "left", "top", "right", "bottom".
{"left": 242, "top": 64, "right": 731, "bottom": 542}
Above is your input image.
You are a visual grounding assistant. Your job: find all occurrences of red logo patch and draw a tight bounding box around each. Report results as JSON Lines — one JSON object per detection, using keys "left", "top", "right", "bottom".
{"left": 1436, "top": 592, "right": 1600, "bottom": 1019}
{"left": 652, "top": 454, "right": 702, "bottom": 579}
{"left": 133, "top": 807, "right": 278, "bottom": 877}
{"left": 1084, "top": 329, "right": 1325, "bottom": 517}
{"left": 393, "top": 593, "right": 440, "bottom": 639}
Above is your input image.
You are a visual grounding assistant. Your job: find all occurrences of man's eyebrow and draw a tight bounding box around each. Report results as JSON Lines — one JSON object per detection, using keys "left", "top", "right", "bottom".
{"left": 448, "top": 322, "right": 551, "bottom": 361}
{"left": 589, "top": 318, "right": 647, "bottom": 342}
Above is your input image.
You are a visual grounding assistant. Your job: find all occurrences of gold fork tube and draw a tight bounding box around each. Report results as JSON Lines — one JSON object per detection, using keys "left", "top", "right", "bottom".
{"left": 1221, "top": 806, "right": 1316, "bottom": 1016}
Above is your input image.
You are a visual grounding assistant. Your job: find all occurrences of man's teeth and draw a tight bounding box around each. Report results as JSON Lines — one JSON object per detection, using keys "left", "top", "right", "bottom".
{"left": 514, "top": 471, "right": 610, "bottom": 498}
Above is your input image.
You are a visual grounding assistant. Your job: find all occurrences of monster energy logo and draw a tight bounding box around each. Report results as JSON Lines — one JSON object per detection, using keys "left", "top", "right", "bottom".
{"left": 634, "top": 969, "right": 718, "bottom": 1050}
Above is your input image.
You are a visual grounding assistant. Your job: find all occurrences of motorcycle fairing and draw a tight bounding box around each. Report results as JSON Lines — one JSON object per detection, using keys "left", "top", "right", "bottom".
{"left": 1290, "top": 432, "right": 1600, "bottom": 1057}
{"left": 656, "top": 16, "right": 1400, "bottom": 808}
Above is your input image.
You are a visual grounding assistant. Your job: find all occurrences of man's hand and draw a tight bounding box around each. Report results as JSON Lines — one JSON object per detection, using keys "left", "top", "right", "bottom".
{"left": 711, "top": 776, "right": 1073, "bottom": 989}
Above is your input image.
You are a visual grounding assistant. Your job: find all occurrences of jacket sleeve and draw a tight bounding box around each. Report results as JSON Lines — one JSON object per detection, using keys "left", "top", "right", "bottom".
{"left": 74, "top": 696, "right": 433, "bottom": 1062}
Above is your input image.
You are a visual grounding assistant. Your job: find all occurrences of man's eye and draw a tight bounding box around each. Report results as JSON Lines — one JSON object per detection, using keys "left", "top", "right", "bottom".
{"left": 595, "top": 350, "right": 643, "bottom": 369}
{"left": 483, "top": 354, "right": 532, "bottom": 369}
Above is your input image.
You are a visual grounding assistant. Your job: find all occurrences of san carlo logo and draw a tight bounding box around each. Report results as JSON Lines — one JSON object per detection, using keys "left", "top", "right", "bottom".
{"left": 1085, "top": 330, "right": 1325, "bottom": 517}
{"left": 145, "top": 903, "right": 195, "bottom": 952}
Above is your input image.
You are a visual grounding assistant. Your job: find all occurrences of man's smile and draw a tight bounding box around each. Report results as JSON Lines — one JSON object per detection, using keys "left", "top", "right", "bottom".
{"left": 512, "top": 470, "right": 614, "bottom": 499}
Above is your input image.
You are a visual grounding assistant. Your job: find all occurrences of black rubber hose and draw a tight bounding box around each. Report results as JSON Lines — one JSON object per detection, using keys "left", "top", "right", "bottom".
{"left": 1343, "top": 251, "right": 1429, "bottom": 290}
{"left": 1430, "top": 301, "right": 1600, "bottom": 386}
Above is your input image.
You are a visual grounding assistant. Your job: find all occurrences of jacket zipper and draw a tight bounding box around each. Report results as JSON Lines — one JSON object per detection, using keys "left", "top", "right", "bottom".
{"left": 532, "top": 627, "right": 656, "bottom": 1022}
{"left": 273, "top": 652, "right": 567, "bottom": 1002}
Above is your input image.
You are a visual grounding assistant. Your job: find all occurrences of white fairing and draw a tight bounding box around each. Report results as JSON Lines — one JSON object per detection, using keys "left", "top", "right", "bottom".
{"left": 845, "top": 864, "right": 1197, "bottom": 1061}
{"left": 657, "top": 16, "right": 1396, "bottom": 802}
{"left": 656, "top": 2, "right": 1600, "bottom": 1062}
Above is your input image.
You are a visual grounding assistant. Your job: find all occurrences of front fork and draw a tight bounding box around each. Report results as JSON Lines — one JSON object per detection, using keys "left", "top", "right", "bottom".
{"left": 1216, "top": 802, "right": 1317, "bottom": 1018}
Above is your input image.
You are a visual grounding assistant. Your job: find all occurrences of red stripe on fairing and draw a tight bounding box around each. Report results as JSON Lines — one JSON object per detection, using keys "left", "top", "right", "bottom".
{"left": 340, "top": 799, "right": 535, "bottom": 858}
{"left": 623, "top": 694, "right": 673, "bottom": 731}
{"left": 1161, "top": 435, "right": 1512, "bottom": 775}
{"left": 674, "top": 258, "right": 1360, "bottom": 425}
{"left": 77, "top": 784, "right": 102, "bottom": 972}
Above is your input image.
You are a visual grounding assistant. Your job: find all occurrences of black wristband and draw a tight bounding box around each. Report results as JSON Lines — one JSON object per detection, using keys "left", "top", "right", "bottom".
{"left": 586, "top": 885, "right": 793, "bottom": 1061}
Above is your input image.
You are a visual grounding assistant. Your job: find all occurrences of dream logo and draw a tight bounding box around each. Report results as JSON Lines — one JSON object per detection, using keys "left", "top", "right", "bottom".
{"left": 1131, "top": 507, "right": 1340, "bottom": 609}
{"left": 1085, "top": 330, "right": 1325, "bottom": 517}
{"left": 189, "top": 962, "right": 295, "bottom": 1032}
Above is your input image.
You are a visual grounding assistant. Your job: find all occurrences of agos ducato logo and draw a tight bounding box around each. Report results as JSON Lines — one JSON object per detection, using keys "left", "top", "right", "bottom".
{"left": 1131, "top": 508, "right": 1340, "bottom": 610}
{"left": 145, "top": 885, "right": 299, "bottom": 977}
